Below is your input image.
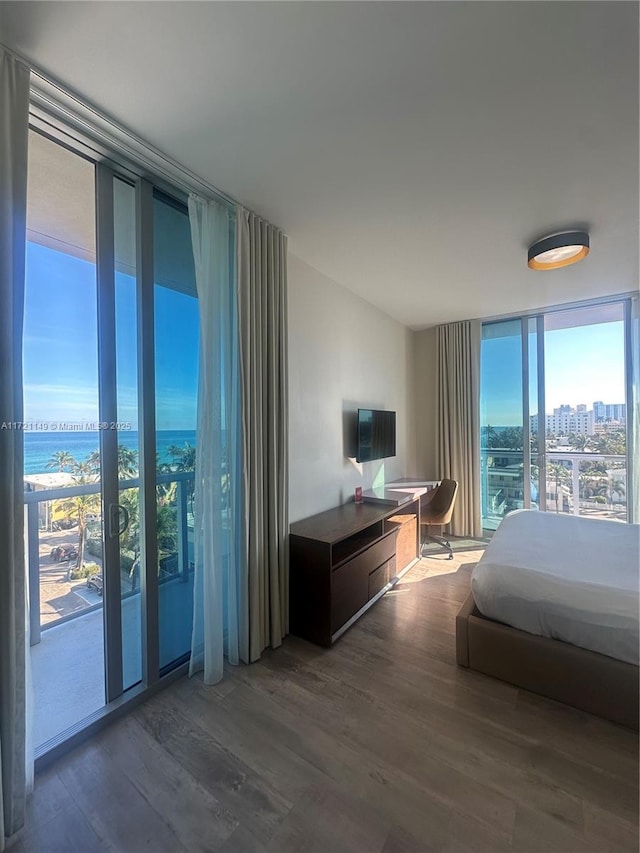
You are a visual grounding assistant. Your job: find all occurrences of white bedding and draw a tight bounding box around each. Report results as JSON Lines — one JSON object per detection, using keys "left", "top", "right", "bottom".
{"left": 471, "top": 510, "right": 640, "bottom": 665}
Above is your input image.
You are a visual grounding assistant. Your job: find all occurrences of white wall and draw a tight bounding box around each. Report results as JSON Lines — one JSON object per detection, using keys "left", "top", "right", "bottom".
{"left": 288, "top": 254, "right": 416, "bottom": 522}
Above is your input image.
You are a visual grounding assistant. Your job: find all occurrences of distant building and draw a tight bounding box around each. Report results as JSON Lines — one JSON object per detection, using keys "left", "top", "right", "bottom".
{"left": 24, "top": 472, "right": 75, "bottom": 530}
{"left": 530, "top": 401, "right": 626, "bottom": 437}
{"left": 594, "top": 420, "right": 626, "bottom": 434}
{"left": 530, "top": 406, "right": 594, "bottom": 437}
{"left": 593, "top": 401, "right": 626, "bottom": 422}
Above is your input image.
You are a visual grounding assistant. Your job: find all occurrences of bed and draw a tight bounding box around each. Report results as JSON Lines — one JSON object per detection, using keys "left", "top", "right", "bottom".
{"left": 456, "top": 510, "right": 640, "bottom": 729}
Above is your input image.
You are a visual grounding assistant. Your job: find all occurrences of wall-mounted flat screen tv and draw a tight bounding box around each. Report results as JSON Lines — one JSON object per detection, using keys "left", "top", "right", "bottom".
{"left": 357, "top": 408, "right": 396, "bottom": 463}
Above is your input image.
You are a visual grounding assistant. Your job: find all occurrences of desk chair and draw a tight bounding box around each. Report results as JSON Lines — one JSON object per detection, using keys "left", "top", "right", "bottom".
{"left": 420, "top": 478, "right": 458, "bottom": 559}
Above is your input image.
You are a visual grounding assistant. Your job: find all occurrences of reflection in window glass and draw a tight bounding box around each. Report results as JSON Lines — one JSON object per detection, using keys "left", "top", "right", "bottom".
{"left": 480, "top": 320, "right": 524, "bottom": 531}
{"left": 153, "top": 193, "right": 199, "bottom": 671}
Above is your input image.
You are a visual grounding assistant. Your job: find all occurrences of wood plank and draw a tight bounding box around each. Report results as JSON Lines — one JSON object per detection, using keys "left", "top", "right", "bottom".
{"left": 93, "top": 715, "right": 239, "bottom": 851}
{"left": 133, "top": 690, "right": 293, "bottom": 843}
{"left": 265, "top": 782, "right": 390, "bottom": 853}
{"left": 21, "top": 548, "right": 638, "bottom": 853}
{"left": 17, "top": 804, "right": 108, "bottom": 853}
{"left": 56, "top": 739, "right": 188, "bottom": 852}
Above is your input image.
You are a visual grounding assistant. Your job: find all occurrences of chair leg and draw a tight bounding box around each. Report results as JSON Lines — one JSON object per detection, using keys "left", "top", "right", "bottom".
{"left": 420, "top": 525, "right": 454, "bottom": 559}
{"left": 420, "top": 524, "right": 429, "bottom": 557}
{"left": 429, "top": 533, "right": 454, "bottom": 559}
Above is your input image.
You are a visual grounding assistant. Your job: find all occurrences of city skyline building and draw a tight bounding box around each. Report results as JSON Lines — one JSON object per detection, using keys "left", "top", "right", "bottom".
{"left": 593, "top": 401, "right": 626, "bottom": 422}
{"left": 530, "top": 401, "right": 626, "bottom": 438}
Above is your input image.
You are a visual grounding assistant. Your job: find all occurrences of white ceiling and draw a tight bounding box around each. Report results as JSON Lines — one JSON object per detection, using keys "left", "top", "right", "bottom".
{"left": 1, "top": 1, "right": 638, "bottom": 329}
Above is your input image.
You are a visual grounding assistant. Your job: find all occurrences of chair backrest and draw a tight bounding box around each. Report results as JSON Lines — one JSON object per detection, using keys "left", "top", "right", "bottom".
{"left": 422, "top": 478, "right": 458, "bottom": 526}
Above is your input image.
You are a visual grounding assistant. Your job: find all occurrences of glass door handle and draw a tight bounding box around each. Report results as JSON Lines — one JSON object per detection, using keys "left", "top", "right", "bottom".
{"left": 108, "top": 503, "right": 130, "bottom": 538}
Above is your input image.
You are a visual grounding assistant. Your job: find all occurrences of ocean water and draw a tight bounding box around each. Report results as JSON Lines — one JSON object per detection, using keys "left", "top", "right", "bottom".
{"left": 23, "top": 430, "right": 196, "bottom": 475}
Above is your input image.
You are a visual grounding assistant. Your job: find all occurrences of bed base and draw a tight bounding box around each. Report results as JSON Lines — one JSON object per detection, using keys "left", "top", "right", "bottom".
{"left": 456, "top": 591, "right": 639, "bottom": 731}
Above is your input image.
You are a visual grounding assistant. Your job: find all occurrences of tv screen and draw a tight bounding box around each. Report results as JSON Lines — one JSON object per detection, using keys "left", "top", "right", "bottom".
{"left": 357, "top": 409, "right": 396, "bottom": 463}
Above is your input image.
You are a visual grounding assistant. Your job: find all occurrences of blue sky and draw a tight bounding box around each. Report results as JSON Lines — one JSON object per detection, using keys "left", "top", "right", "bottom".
{"left": 23, "top": 242, "right": 199, "bottom": 430}
{"left": 481, "top": 319, "right": 626, "bottom": 426}
{"left": 544, "top": 323, "right": 625, "bottom": 411}
{"left": 25, "top": 240, "right": 626, "bottom": 434}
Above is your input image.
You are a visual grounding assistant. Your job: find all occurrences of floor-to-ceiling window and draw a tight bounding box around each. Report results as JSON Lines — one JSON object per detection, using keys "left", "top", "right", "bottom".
{"left": 153, "top": 192, "right": 199, "bottom": 672}
{"left": 480, "top": 320, "right": 524, "bottom": 528}
{"left": 24, "top": 128, "right": 199, "bottom": 753}
{"left": 480, "top": 300, "right": 633, "bottom": 531}
{"left": 24, "top": 131, "right": 105, "bottom": 744}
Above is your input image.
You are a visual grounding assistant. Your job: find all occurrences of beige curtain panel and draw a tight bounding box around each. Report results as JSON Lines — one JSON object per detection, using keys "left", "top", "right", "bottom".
{"left": 436, "top": 320, "right": 482, "bottom": 538}
{"left": 237, "top": 208, "right": 289, "bottom": 662}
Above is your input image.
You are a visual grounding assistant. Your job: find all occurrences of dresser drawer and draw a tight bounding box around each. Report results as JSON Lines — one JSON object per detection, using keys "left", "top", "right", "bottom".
{"left": 333, "top": 529, "right": 396, "bottom": 575}
{"left": 368, "top": 556, "right": 396, "bottom": 599}
{"left": 331, "top": 559, "right": 368, "bottom": 633}
{"left": 330, "top": 532, "right": 395, "bottom": 631}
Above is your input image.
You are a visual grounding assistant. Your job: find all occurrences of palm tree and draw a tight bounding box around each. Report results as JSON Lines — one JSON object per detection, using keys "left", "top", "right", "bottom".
{"left": 119, "top": 488, "right": 140, "bottom": 553}
{"left": 167, "top": 442, "right": 196, "bottom": 472}
{"left": 156, "top": 504, "right": 178, "bottom": 577}
{"left": 117, "top": 445, "right": 138, "bottom": 480}
{"left": 46, "top": 450, "right": 74, "bottom": 473}
{"left": 157, "top": 504, "right": 178, "bottom": 551}
{"left": 568, "top": 433, "right": 588, "bottom": 451}
{"left": 84, "top": 446, "right": 138, "bottom": 481}
{"left": 482, "top": 425, "right": 498, "bottom": 449}
{"left": 546, "top": 462, "right": 571, "bottom": 514}
{"left": 167, "top": 442, "right": 196, "bottom": 504}
{"left": 156, "top": 454, "right": 176, "bottom": 506}
{"left": 501, "top": 427, "right": 524, "bottom": 451}
{"left": 58, "top": 460, "right": 100, "bottom": 579}
{"left": 609, "top": 478, "right": 626, "bottom": 506}
{"left": 86, "top": 449, "right": 101, "bottom": 475}
{"left": 588, "top": 432, "right": 625, "bottom": 455}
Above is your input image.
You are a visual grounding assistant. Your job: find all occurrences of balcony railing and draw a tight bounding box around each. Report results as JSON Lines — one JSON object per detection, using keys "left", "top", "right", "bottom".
{"left": 25, "top": 470, "right": 195, "bottom": 646}
{"left": 481, "top": 448, "right": 627, "bottom": 529}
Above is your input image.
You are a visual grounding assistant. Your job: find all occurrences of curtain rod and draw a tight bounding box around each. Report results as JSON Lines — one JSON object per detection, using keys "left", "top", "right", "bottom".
{"left": 480, "top": 291, "right": 637, "bottom": 326}
{"left": 1, "top": 41, "right": 240, "bottom": 211}
{"left": 411, "top": 291, "right": 637, "bottom": 333}
{"left": 30, "top": 70, "right": 238, "bottom": 211}
{"left": 28, "top": 62, "right": 286, "bottom": 232}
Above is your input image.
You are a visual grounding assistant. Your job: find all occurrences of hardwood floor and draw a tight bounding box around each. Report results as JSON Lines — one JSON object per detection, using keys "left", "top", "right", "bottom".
{"left": 9, "top": 550, "right": 639, "bottom": 852}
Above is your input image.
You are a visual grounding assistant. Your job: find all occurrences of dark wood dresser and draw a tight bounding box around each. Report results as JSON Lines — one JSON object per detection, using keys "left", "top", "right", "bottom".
{"left": 289, "top": 497, "right": 420, "bottom": 646}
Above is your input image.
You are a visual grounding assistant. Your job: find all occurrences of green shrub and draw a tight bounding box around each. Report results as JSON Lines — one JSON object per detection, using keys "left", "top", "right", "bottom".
{"left": 592, "top": 495, "right": 607, "bottom": 504}
{"left": 120, "top": 551, "right": 135, "bottom": 573}
{"left": 70, "top": 562, "right": 101, "bottom": 580}
{"left": 87, "top": 537, "right": 102, "bottom": 557}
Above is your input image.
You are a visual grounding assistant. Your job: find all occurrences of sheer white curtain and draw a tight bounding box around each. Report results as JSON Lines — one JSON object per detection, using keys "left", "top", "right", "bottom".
{"left": 0, "top": 47, "right": 32, "bottom": 852}
{"left": 188, "top": 195, "right": 247, "bottom": 685}
{"left": 237, "top": 207, "right": 289, "bottom": 661}
{"left": 436, "top": 319, "right": 482, "bottom": 537}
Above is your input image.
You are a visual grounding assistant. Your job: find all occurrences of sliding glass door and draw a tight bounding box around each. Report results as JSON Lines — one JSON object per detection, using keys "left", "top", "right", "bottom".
{"left": 543, "top": 304, "right": 627, "bottom": 521}
{"left": 24, "top": 129, "right": 198, "bottom": 752}
{"left": 97, "top": 169, "right": 146, "bottom": 699}
{"left": 480, "top": 320, "right": 524, "bottom": 530}
{"left": 24, "top": 131, "right": 106, "bottom": 744}
{"left": 112, "top": 176, "right": 143, "bottom": 692}
{"left": 480, "top": 301, "right": 632, "bottom": 531}
{"left": 153, "top": 192, "right": 198, "bottom": 672}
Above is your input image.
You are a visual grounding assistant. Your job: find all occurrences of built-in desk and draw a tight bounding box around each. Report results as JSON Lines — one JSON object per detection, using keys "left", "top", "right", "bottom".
{"left": 289, "top": 497, "right": 420, "bottom": 646}
{"left": 362, "top": 478, "right": 438, "bottom": 507}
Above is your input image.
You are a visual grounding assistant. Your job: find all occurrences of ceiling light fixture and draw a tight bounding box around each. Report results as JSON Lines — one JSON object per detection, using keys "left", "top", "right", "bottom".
{"left": 527, "top": 231, "right": 590, "bottom": 271}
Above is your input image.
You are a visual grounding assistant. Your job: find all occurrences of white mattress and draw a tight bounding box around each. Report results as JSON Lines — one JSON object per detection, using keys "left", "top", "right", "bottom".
{"left": 471, "top": 510, "right": 640, "bottom": 665}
